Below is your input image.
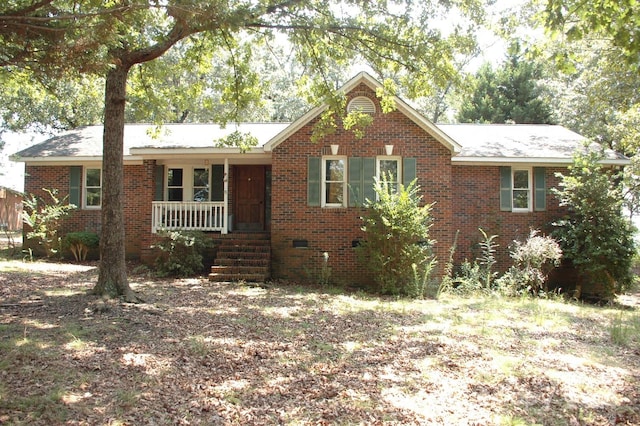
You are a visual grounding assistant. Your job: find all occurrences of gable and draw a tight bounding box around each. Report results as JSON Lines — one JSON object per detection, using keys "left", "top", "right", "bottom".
{"left": 263, "top": 72, "right": 461, "bottom": 154}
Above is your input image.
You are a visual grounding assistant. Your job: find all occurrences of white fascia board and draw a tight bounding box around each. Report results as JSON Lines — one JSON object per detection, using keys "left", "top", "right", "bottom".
{"left": 129, "top": 147, "right": 266, "bottom": 156}
{"left": 263, "top": 104, "right": 328, "bottom": 152}
{"left": 452, "top": 156, "right": 630, "bottom": 167}
{"left": 15, "top": 156, "right": 144, "bottom": 165}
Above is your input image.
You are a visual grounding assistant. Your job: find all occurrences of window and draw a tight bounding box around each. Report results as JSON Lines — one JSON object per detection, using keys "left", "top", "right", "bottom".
{"left": 322, "top": 157, "right": 346, "bottom": 207}
{"left": 84, "top": 168, "right": 102, "bottom": 208}
{"left": 167, "top": 168, "right": 184, "bottom": 201}
{"left": 500, "top": 167, "right": 546, "bottom": 212}
{"left": 377, "top": 157, "right": 401, "bottom": 194}
{"left": 193, "top": 168, "right": 209, "bottom": 201}
{"left": 512, "top": 169, "right": 531, "bottom": 211}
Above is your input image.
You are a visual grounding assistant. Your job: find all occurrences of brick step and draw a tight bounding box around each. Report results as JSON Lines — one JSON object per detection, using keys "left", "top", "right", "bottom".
{"left": 219, "top": 233, "right": 271, "bottom": 241}
{"left": 215, "top": 258, "right": 269, "bottom": 267}
{"left": 211, "top": 265, "right": 268, "bottom": 275}
{"left": 217, "top": 247, "right": 271, "bottom": 256}
{"left": 208, "top": 272, "right": 267, "bottom": 282}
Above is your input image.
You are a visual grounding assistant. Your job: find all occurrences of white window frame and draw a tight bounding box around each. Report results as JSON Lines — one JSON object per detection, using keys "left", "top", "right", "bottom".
{"left": 166, "top": 167, "right": 185, "bottom": 201}
{"left": 512, "top": 168, "right": 532, "bottom": 212}
{"left": 83, "top": 167, "right": 102, "bottom": 209}
{"left": 192, "top": 167, "right": 210, "bottom": 202}
{"left": 166, "top": 166, "right": 212, "bottom": 202}
{"left": 376, "top": 156, "right": 402, "bottom": 196}
{"left": 321, "top": 156, "right": 347, "bottom": 207}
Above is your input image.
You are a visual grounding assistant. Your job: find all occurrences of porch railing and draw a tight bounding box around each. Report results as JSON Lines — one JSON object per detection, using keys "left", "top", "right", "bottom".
{"left": 152, "top": 201, "right": 225, "bottom": 233}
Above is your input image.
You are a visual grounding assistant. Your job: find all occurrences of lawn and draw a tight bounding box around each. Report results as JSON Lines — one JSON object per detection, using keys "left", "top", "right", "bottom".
{"left": 0, "top": 259, "right": 639, "bottom": 425}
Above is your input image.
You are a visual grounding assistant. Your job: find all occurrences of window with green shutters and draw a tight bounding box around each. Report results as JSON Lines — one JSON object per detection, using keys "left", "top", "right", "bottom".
{"left": 84, "top": 167, "right": 102, "bottom": 208}
{"left": 500, "top": 166, "right": 546, "bottom": 212}
{"left": 310, "top": 155, "right": 417, "bottom": 207}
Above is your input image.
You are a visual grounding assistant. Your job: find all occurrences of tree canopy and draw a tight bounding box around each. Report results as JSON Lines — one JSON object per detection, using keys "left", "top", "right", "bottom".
{"left": 457, "top": 42, "right": 554, "bottom": 124}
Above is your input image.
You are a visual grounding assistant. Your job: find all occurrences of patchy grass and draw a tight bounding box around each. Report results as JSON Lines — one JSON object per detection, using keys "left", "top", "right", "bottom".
{"left": 0, "top": 259, "right": 639, "bottom": 425}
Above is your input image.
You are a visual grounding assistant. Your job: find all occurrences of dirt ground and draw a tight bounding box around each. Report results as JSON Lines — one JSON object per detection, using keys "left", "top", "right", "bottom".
{"left": 1, "top": 258, "right": 639, "bottom": 425}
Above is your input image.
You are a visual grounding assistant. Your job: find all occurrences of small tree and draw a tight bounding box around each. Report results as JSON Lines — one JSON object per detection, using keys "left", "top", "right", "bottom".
{"left": 358, "top": 176, "right": 436, "bottom": 297}
{"left": 22, "top": 189, "right": 76, "bottom": 258}
{"left": 552, "top": 146, "right": 636, "bottom": 299}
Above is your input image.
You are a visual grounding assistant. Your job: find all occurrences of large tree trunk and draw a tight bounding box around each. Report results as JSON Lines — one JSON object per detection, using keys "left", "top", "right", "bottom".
{"left": 93, "top": 64, "right": 138, "bottom": 302}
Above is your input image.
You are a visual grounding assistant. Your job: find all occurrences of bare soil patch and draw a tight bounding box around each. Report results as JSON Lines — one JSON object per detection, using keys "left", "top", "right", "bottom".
{"left": 1, "top": 260, "right": 639, "bottom": 425}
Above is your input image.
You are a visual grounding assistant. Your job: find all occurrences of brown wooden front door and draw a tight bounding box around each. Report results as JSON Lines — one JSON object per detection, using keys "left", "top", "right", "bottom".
{"left": 233, "top": 165, "right": 266, "bottom": 231}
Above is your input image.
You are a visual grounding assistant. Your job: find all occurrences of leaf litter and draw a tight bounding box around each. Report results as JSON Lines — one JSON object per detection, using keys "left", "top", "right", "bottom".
{"left": 0, "top": 260, "right": 638, "bottom": 425}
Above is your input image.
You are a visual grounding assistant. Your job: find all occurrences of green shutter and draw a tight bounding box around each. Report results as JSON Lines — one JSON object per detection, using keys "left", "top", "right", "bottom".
{"left": 211, "top": 165, "right": 224, "bottom": 202}
{"left": 534, "top": 167, "right": 546, "bottom": 211}
{"left": 500, "top": 166, "right": 512, "bottom": 211}
{"left": 363, "top": 157, "right": 376, "bottom": 203}
{"left": 348, "top": 157, "right": 363, "bottom": 207}
{"left": 69, "top": 166, "right": 82, "bottom": 206}
{"left": 308, "top": 157, "right": 321, "bottom": 206}
{"left": 403, "top": 158, "right": 417, "bottom": 188}
{"left": 154, "top": 165, "right": 164, "bottom": 201}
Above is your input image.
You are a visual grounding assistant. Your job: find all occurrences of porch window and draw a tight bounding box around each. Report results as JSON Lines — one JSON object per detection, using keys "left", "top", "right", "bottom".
{"left": 84, "top": 168, "right": 102, "bottom": 208}
{"left": 377, "top": 157, "right": 401, "bottom": 194}
{"left": 167, "top": 168, "right": 184, "bottom": 201}
{"left": 193, "top": 168, "right": 209, "bottom": 201}
{"left": 322, "top": 157, "right": 346, "bottom": 207}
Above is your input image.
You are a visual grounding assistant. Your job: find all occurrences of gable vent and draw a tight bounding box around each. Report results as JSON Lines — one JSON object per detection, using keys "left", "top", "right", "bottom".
{"left": 347, "top": 96, "right": 376, "bottom": 114}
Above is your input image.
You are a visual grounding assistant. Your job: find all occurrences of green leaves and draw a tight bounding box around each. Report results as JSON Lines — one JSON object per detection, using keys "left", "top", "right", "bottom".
{"left": 358, "top": 176, "right": 436, "bottom": 297}
{"left": 552, "top": 145, "right": 636, "bottom": 298}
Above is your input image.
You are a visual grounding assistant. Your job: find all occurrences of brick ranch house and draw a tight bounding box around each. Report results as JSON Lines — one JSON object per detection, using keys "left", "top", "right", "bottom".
{"left": 13, "top": 72, "right": 628, "bottom": 287}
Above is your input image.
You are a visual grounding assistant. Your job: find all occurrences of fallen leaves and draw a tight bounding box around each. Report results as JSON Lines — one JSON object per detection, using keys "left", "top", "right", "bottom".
{"left": 0, "top": 259, "right": 639, "bottom": 425}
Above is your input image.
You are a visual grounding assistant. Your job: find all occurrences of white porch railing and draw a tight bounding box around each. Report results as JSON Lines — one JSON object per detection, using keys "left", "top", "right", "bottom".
{"left": 152, "top": 201, "right": 225, "bottom": 233}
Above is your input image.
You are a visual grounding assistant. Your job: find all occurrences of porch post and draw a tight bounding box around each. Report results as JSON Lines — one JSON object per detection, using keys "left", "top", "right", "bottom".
{"left": 223, "top": 158, "right": 229, "bottom": 234}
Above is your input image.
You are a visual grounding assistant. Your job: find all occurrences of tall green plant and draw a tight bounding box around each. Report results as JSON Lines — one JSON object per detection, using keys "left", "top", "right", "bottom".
{"left": 22, "top": 189, "right": 76, "bottom": 258}
{"left": 477, "top": 228, "right": 498, "bottom": 289}
{"left": 552, "top": 146, "right": 636, "bottom": 299}
{"left": 357, "top": 175, "right": 436, "bottom": 297}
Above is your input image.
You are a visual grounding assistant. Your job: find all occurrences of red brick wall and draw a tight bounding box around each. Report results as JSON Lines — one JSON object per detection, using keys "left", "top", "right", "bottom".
{"left": 451, "top": 165, "right": 568, "bottom": 271}
{"left": 25, "top": 161, "right": 156, "bottom": 259}
{"left": 270, "top": 84, "right": 454, "bottom": 287}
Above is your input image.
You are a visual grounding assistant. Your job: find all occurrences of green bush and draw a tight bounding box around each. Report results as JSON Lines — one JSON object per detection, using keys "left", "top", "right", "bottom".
{"left": 357, "top": 175, "right": 436, "bottom": 297}
{"left": 63, "top": 232, "right": 99, "bottom": 261}
{"left": 552, "top": 146, "right": 636, "bottom": 300}
{"left": 152, "top": 230, "right": 213, "bottom": 277}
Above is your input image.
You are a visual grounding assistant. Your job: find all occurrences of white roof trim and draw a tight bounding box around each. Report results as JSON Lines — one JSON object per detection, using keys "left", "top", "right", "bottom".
{"left": 452, "top": 156, "right": 630, "bottom": 166}
{"left": 264, "top": 71, "right": 462, "bottom": 154}
{"left": 14, "top": 156, "right": 143, "bottom": 165}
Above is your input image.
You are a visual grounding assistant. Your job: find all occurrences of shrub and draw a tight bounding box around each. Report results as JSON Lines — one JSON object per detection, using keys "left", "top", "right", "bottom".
{"left": 496, "top": 230, "right": 562, "bottom": 297}
{"left": 152, "top": 230, "right": 213, "bottom": 277}
{"left": 63, "top": 232, "right": 99, "bottom": 261}
{"left": 357, "top": 175, "right": 436, "bottom": 297}
{"left": 552, "top": 146, "right": 636, "bottom": 300}
{"left": 444, "top": 259, "right": 488, "bottom": 296}
{"left": 22, "top": 189, "right": 76, "bottom": 258}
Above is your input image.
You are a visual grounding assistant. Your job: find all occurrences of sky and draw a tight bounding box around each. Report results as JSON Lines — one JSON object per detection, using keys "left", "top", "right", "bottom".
{"left": 0, "top": 132, "right": 49, "bottom": 193}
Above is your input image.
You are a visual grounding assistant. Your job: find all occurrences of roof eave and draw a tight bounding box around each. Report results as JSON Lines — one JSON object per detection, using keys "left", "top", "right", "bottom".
{"left": 13, "top": 156, "right": 143, "bottom": 165}
{"left": 452, "top": 157, "right": 631, "bottom": 166}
